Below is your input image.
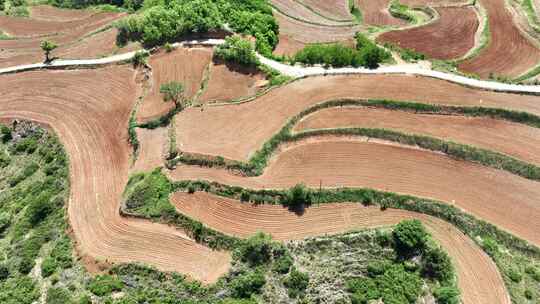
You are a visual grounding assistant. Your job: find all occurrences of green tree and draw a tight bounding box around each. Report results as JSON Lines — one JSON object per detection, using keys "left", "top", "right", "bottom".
{"left": 40, "top": 40, "right": 57, "bottom": 62}
{"left": 159, "top": 81, "right": 185, "bottom": 105}
{"left": 392, "top": 219, "right": 428, "bottom": 255}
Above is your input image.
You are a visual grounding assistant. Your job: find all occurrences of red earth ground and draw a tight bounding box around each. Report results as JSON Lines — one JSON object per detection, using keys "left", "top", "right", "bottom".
{"left": 377, "top": 6, "right": 479, "bottom": 59}
{"left": 0, "top": 67, "right": 230, "bottom": 283}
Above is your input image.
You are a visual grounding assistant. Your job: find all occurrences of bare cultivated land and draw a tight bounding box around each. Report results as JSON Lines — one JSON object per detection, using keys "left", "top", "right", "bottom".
{"left": 137, "top": 47, "right": 212, "bottom": 123}
{"left": 356, "top": 0, "right": 406, "bottom": 26}
{"left": 270, "top": 0, "right": 352, "bottom": 25}
{"left": 0, "top": 10, "right": 121, "bottom": 37}
{"left": 199, "top": 63, "right": 266, "bottom": 103}
{"left": 170, "top": 139, "right": 540, "bottom": 246}
{"left": 297, "top": 0, "right": 353, "bottom": 21}
{"left": 458, "top": 0, "right": 540, "bottom": 77}
{"left": 0, "top": 10, "right": 126, "bottom": 68}
{"left": 172, "top": 191, "right": 510, "bottom": 304}
{"left": 273, "top": 10, "right": 361, "bottom": 44}
{"left": 273, "top": 34, "right": 307, "bottom": 56}
{"left": 378, "top": 7, "right": 478, "bottom": 59}
{"left": 131, "top": 127, "right": 168, "bottom": 174}
{"left": 0, "top": 67, "right": 230, "bottom": 283}
{"left": 294, "top": 106, "right": 540, "bottom": 165}
{"left": 29, "top": 4, "right": 94, "bottom": 21}
{"left": 175, "top": 74, "right": 540, "bottom": 162}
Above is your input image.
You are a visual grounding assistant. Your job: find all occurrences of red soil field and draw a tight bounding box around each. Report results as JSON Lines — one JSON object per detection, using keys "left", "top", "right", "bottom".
{"left": 271, "top": 0, "right": 352, "bottom": 25}
{"left": 377, "top": 7, "right": 478, "bottom": 59}
{"left": 356, "top": 0, "right": 406, "bottom": 26}
{"left": 174, "top": 74, "right": 540, "bottom": 162}
{"left": 29, "top": 5, "right": 94, "bottom": 21}
{"left": 172, "top": 191, "right": 510, "bottom": 304}
{"left": 274, "top": 10, "right": 361, "bottom": 44}
{"left": 131, "top": 127, "right": 168, "bottom": 174}
{"left": 400, "top": 0, "right": 469, "bottom": 5}
{"left": 169, "top": 138, "right": 540, "bottom": 247}
{"left": 137, "top": 47, "right": 213, "bottom": 123}
{"left": 0, "top": 67, "right": 230, "bottom": 283}
{"left": 0, "top": 10, "right": 121, "bottom": 37}
{"left": 458, "top": 0, "right": 540, "bottom": 77}
{"left": 274, "top": 34, "right": 307, "bottom": 56}
{"left": 0, "top": 11, "right": 126, "bottom": 68}
{"left": 294, "top": 106, "right": 540, "bottom": 165}
{"left": 198, "top": 62, "right": 266, "bottom": 103}
{"left": 297, "top": 0, "right": 352, "bottom": 21}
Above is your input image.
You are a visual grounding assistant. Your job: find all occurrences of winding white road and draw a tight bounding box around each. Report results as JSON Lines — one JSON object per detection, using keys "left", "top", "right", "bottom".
{"left": 1, "top": 38, "right": 539, "bottom": 95}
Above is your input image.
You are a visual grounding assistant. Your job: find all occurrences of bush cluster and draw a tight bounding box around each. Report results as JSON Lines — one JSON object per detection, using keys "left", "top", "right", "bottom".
{"left": 116, "top": 0, "right": 278, "bottom": 54}
{"left": 293, "top": 33, "right": 391, "bottom": 69}
{"left": 88, "top": 274, "right": 124, "bottom": 296}
{"left": 214, "top": 36, "right": 259, "bottom": 67}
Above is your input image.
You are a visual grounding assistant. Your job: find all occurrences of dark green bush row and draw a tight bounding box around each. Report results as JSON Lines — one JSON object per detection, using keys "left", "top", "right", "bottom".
{"left": 137, "top": 102, "right": 182, "bottom": 129}
{"left": 48, "top": 0, "right": 140, "bottom": 10}
{"left": 383, "top": 43, "right": 426, "bottom": 62}
{"left": 172, "top": 179, "right": 540, "bottom": 260}
{"left": 172, "top": 98, "right": 540, "bottom": 181}
{"left": 389, "top": 0, "right": 414, "bottom": 22}
{"left": 292, "top": 33, "right": 391, "bottom": 69}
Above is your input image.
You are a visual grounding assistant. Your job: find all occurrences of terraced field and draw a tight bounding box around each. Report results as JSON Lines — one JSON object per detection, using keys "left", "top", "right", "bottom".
{"left": 378, "top": 6, "right": 478, "bottom": 59}
{"left": 0, "top": 8, "right": 130, "bottom": 68}
{"left": 172, "top": 191, "right": 510, "bottom": 304}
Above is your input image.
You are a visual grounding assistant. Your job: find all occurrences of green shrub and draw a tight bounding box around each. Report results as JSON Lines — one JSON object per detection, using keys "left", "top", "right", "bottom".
{"left": 283, "top": 268, "right": 309, "bottom": 298}
{"left": 292, "top": 33, "right": 390, "bottom": 69}
{"left": 41, "top": 257, "right": 57, "bottom": 278}
{"left": 433, "top": 286, "right": 460, "bottom": 304}
{"left": 0, "top": 125, "right": 12, "bottom": 142}
{"left": 26, "top": 191, "right": 54, "bottom": 226}
{"left": 348, "top": 264, "right": 422, "bottom": 304}
{"left": 124, "top": 169, "right": 173, "bottom": 217}
{"left": 77, "top": 295, "right": 92, "bottom": 304}
{"left": 0, "top": 264, "right": 9, "bottom": 281}
{"left": 14, "top": 137, "right": 38, "bottom": 154}
{"left": 88, "top": 274, "right": 124, "bottom": 296}
{"left": 0, "top": 212, "right": 10, "bottom": 233}
{"left": 281, "top": 183, "right": 312, "bottom": 208}
{"left": 230, "top": 269, "right": 266, "bottom": 298}
{"left": 273, "top": 254, "right": 293, "bottom": 274}
{"left": 9, "top": 162, "right": 39, "bottom": 187}
{"left": 507, "top": 268, "right": 522, "bottom": 283}
{"left": 18, "top": 256, "right": 35, "bottom": 274}
{"left": 164, "top": 42, "right": 174, "bottom": 52}
{"left": 234, "top": 232, "right": 274, "bottom": 266}
{"left": 392, "top": 219, "right": 428, "bottom": 255}
{"left": 0, "top": 277, "right": 39, "bottom": 304}
{"left": 215, "top": 36, "right": 259, "bottom": 67}
{"left": 46, "top": 287, "right": 72, "bottom": 304}
{"left": 131, "top": 51, "right": 148, "bottom": 67}
{"left": 240, "top": 190, "right": 251, "bottom": 202}
{"left": 524, "top": 289, "right": 533, "bottom": 300}
{"left": 481, "top": 237, "right": 499, "bottom": 257}
{"left": 422, "top": 246, "right": 453, "bottom": 282}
